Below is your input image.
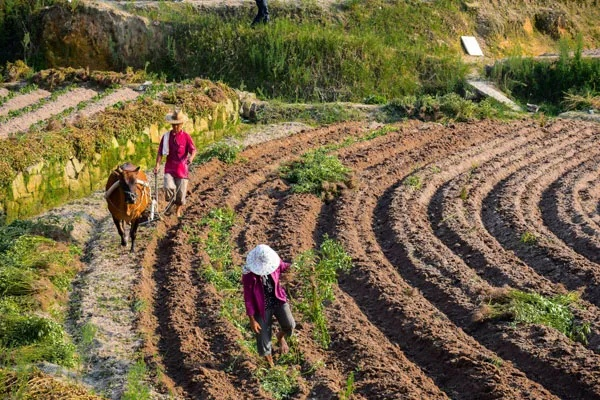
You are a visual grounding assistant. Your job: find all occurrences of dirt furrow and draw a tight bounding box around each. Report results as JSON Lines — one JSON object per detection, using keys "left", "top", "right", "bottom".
{"left": 429, "top": 123, "right": 600, "bottom": 351}
{"left": 430, "top": 122, "right": 591, "bottom": 295}
{"left": 267, "top": 192, "right": 447, "bottom": 399}
{"left": 0, "top": 88, "right": 51, "bottom": 116}
{"left": 542, "top": 157, "right": 600, "bottom": 264}
{"left": 386, "top": 123, "right": 600, "bottom": 398}
{"left": 482, "top": 128, "right": 600, "bottom": 306}
{"left": 0, "top": 87, "right": 97, "bottom": 137}
{"left": 329, "top": 121, "right": 555, "bottom": 398}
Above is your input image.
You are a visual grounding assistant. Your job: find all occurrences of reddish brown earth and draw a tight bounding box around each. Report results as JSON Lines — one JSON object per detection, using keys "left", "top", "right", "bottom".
{"left": 145, "top": 119, "right": 600, "bottom": 399}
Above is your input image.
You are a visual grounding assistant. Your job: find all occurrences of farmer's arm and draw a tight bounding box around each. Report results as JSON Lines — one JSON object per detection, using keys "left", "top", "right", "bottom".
{"left": 242, "top": 273, "right": 261, "bottom": 333}
{"left": 187, "top": 136, "right": 197, "bottom": 164}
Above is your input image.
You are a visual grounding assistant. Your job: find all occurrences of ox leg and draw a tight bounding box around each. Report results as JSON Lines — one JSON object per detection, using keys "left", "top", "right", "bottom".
{"left": 129, "top": 219, "right": 140, "bottom": 253}
{"left": 112, "top": 216, "right": 127, "bottom": 247}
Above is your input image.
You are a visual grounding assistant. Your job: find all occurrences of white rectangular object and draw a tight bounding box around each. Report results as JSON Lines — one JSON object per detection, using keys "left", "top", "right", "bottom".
{"left": 461, "top": 36, "right": 484, "bottom": 56}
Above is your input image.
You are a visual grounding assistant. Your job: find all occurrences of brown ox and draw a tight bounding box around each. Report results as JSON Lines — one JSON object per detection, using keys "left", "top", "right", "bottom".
{"left": 105, "top": 163, "right": 150, "bottom": 252}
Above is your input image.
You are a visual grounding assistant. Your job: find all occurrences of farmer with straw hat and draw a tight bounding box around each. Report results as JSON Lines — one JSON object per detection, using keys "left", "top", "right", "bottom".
{"left": 242, "top": 244, "right": 296, "bottom": 367}
{"left": 154, "top": 109, "right": 197, "bottom": 218}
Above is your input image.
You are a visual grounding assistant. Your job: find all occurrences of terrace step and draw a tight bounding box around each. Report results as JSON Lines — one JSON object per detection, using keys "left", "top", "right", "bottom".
{"left": 0, "top": 89, "right": 52, "bottom": 117}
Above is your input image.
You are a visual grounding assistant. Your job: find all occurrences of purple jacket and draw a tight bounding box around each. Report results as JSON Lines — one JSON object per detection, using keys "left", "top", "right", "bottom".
{"left": 242, "top": 261, "right": 290, "bottom": 319}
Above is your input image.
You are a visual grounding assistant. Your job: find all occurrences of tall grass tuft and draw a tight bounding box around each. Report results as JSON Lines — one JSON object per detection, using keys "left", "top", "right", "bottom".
{"left": 483, "top": 289, "right": 591, "bottom": 344}
{"left": 295, "top": 235, "right": 352, "bottom": 348}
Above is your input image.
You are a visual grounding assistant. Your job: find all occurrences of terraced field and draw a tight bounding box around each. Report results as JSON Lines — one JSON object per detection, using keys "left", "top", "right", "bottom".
{"left": 147, "top": 118, "right": 600, "bottom": 399}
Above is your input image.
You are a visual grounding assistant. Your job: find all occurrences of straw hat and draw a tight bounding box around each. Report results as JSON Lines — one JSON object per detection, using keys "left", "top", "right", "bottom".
{"left": 244, "top": 244, "right": 281, "bottom": 276}
{"left": 165, "top": 109, "right": 188, "bottom": 125}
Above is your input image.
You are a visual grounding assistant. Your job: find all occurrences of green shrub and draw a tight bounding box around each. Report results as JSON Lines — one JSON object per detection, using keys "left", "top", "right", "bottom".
{"left": 196, "top": 142, "right": 242, "bottom": 164}
{"left": 295, "top": 236, "right": 352, "bottom": 348}
{"left": 484, "top": 289, "right": 591, "bottom": 344}
{"left": 255, "top": 366, "right": 299, "bottom": 400}
{"left": 280, "top": 148, "right": 351, "bottom": 195}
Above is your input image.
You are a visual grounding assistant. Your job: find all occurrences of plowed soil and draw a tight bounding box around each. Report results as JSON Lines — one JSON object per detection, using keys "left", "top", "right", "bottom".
{"left": 146, "top": 118, "right": 600, "bottom": 399}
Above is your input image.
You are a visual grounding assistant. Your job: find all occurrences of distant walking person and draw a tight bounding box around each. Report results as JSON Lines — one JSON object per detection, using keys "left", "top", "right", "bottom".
{"left": 252, "top": 0, "right": 269, "bottom": 26}
{"left": 242, "top": 244, "right": 296, "bottom": 367}
{"left": 153, "top": 110, "right": 197, "bottom": 218}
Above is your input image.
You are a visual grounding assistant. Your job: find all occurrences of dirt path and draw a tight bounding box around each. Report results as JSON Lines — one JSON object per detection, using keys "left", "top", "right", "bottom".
{"left": 0, "top": 87, "right": 97, "bottom": 137}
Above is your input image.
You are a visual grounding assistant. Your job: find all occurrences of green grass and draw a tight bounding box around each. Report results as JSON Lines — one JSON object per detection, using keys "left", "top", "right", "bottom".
{"left": 280, "top": 148, "right": 351, "bottom": 196}
{"left": 118, "top": 0, "right": 470, "bottom": 102}
{"left": 254, "top": 102, "right": 365, "bottom": 125}
{"left": 488, "top": 39, "right": 600, "bottom": 114}
{"left": 339, "top": 370, "right": 356, "bottom": 400}
{"left": 294, "top": 236, "right": 352, "bottom": 349}
{"left": 484, "top": 289, "right": 591, "bottom": 344}
{"left": 0, "top": 219, "right": 81, "bottom": 369}
{"left": 122, "top": 359, "right": 151, "bottom": 400}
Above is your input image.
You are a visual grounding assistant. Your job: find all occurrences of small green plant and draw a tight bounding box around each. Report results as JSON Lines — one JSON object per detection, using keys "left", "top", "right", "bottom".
{"left": 339, "top": 370, "right": 356, "bottom": 400}
{"left": 255, "top": 366, "right": 299, "bottom": 400}
{"left": 80, "top": 322, "right": 97, "bottom": 349}
{"left": 295, "top": 236, "right": 352, "bottom": 348}
{"left": 280, "top": 148, "right": 351, "bottom": 196}
{"left": 459, "top": 186, "right": 469, "bottom": 201}
{"left": 483, "top": 289, "right": 591, "bottom": 344}
{"left": 403, "top": 175, "right": 422, "bottom": 190}
{"left": 520, "top": 231, "right": 537, "bottom": 245}
{"left": 195, "top": 142, "right": 242, "bottom": 164}
{"left": 122, "top": 359, "right": 151, "bottom": 400}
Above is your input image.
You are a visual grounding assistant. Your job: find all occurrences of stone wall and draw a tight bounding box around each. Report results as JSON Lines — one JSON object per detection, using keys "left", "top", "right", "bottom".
{"left": 2, "top": 98, "right": 238, "bottom": 221}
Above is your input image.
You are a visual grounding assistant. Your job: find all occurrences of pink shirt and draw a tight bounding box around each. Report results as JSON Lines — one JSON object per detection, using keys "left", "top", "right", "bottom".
{"left": 158, "top": 130, "right": 196, "bottom": 179}
{"left": 242, "top": 261, "right": 290, "bottom": 319}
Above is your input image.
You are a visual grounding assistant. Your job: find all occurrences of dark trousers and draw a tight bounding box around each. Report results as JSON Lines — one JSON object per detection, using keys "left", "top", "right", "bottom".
{"left": 255, "top": 302, "right": 295, "bottom": 356}
{"left": 253, "top": 0, "right": 269, "bottom": 23}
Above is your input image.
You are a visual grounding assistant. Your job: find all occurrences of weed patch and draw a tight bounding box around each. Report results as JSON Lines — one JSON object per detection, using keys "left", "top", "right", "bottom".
{"left": 280, "top": 148, "right": 352, "bottom": 197}
{"left": 482, "top": 289, "right": 591, "bottom": 344}
{"left": 520, "top": 231, "right": 538, "bottom": 245}
{"left": 255, "top": 365, "right": 299, "bottom": 400}
{"left": 195, "top": 142, "right": 242, "bottom": 165}
{"left": 122, "top": 359, "right": 152, "bottom": 400}
{"left": 294, "top": 236, "right": 352, "bottom": 349}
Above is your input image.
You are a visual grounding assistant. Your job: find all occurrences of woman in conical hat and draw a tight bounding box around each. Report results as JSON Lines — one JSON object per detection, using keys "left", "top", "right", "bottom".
{"left": 242, "top": 244, "right": 296, "bottom": 367}
{"left": 153, "top": 109, "right": 197, "bottom": 218}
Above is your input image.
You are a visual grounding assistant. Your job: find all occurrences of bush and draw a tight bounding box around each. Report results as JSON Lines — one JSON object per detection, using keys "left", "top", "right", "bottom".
{"left": 280, "top": 148, "right": 351, "bottom": 196}
{"left": 195, "top": 142, "right": 242, "bottom": 164}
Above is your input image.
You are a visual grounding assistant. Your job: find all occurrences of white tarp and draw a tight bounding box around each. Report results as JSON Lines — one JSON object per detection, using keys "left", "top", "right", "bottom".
{"left": 461, "top": 36, "right": 484, "bottom": 56}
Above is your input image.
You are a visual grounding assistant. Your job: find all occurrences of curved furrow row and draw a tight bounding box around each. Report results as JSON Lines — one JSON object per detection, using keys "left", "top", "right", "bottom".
{"left": 269, "top": 191, "right": 447, "bottom": 399}
{"left": 542, "top": 156, "right": 600, "bottom": 264}
{"left": 153, "top": 226, "right": 247, "bottom": 399}
{"left": 481, "top": 127, "right": 600, "bottom": 305}
{"left": 387, "top": 121, "right": 600, "bottom": 398}
{"left": 430, "top": 124, "right": 600, "bottom": 350}
{"left": 577, "top": 173, "right": 600, "bottom": 227}
{"left": 330, "top": 121, "right": 555, "bottom": 399}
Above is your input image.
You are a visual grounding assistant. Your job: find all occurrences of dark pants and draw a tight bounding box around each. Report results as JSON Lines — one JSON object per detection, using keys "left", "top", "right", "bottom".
{"left": 255, "top": 302, "right": 295, "bottom": 356}
{"left": 253, "top": 0, "right": 269, "bottom": 24}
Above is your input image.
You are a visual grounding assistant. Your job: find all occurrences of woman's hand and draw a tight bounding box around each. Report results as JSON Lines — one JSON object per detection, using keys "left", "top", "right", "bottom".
{"left": 249, "top": 317, "right": 261, "bottom": 333}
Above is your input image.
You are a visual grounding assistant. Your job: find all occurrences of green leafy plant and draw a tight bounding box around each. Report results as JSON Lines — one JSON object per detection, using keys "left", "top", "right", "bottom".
{"left": 520, "top": 231, "right": 537, "bottom": 245}
{"left": 195, "top": 142, "right": 242, "bottom": 164}
{"left": 122, "top": 359, "right": 151, "bottom": 400}
{"left": 482, "top": 289, "right": 591, "bottom": 344}
{"left": 295, "top": 236, "right": 352, "bottom": 348}
{"left": 280, "top": 148, "right": 351, "bottom": 196}
{"left": 339, "top": 370, "right": 356, "bottom": 400}
{"left": 403, "top": 175, "right": 422, "bottom": 190}
{"left": 255, "top": 366, "right": 299, "bottom": 400}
